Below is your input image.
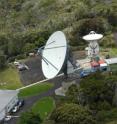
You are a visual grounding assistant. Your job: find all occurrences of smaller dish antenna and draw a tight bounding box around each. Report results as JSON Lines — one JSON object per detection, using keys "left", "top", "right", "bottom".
{"left": 83, "top": 31, "right": 103, "bottom": 58}
{"left": 83, "top": 31, "right": 103, "bottom": 41}
{"left": 41, "top": 31, "right": 67, "bottom": 79}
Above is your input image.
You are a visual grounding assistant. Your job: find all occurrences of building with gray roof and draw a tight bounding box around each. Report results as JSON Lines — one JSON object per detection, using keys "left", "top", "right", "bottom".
{"left": 0, "top": 90, "right": 19, "bottom": 121}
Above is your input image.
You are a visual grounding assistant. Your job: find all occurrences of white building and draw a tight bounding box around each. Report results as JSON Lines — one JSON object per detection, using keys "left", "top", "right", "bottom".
{"left": 0, "top": 90, "right": 19, "bottom": 121}
{"left": 105, "top": 58, "right": 117, "bottom": 65}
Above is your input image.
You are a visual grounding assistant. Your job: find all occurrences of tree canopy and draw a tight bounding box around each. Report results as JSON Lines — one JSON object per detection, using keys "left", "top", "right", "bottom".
{"left": 50, "top": 72, "right": 117, "bottom": 124}
{"left": 50, "top": 103, "right": 96, "bottom": 124}
{"left": 0, "top": 0, "right": 116, "bottom": 62}
{"left": 19, "top": 110, "right": 42, "bottom": 124}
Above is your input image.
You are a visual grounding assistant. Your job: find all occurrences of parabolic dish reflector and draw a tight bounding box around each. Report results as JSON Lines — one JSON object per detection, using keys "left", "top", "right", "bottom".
{"left": 83, "top": 31, "right": 103, "bottom": 41}
{"left": 42, "top": 31, "right": 67, "bottom": 79}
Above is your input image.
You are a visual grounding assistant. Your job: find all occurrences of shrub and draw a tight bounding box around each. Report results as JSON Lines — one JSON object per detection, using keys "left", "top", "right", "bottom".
{"left": 66, "top": 84, "right": 79, "bottom": 103}
{"left": 50, "top": 103, "right": 96, "bottom": 124}
{"left": 100, "top": 34, "right": 116, "bottom": 48}
{"left": 77, "top": 17, "right": 110, "bottom": 36}
{"left": 0, "top": 52, "right": 7, "bottom": 69}
{"left": 15, "top": 54, "right": 26, "bottom": 60}
{"left": 79, "top": 72, "right": 116, "bottom": 110}
{"left": 96, "top": 101, "right": 111, "bottom": 111}
{"left": 96, "top": 108, "right": 117, "bottom": 122}
{"left": 18, "top": 110, "right": 42, "bottom": 124}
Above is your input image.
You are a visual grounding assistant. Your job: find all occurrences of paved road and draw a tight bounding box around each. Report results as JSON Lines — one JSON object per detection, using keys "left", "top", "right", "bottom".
{"left": 8, "top": 75, "right": 80, "bottom": 124}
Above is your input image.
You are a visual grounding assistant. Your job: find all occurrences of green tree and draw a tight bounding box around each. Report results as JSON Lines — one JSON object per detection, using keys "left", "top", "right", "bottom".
{"left": 0, "top": 51, "right": 6, "bottom": 69}
{"left": 50, "top": 103, "right": 96, "bottom": 124}
{"left": 19, "top": 110, "right": 42, "bottom": 124}
{"left": 79, "top": 72, "right": 116, "bottom": 110}
{"left": 22, "top": 43, "right": 35, "bottom": 53}
{"left": 78, "top": 17, "right": 110, "bottom": 36}
{"left": 66, "top": 84, "right": 79, "bottom": 103}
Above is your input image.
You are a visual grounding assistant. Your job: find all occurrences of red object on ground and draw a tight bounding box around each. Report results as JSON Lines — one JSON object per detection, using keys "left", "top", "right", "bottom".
{"left": 91, "top": 61, "right": 100, "bottom": 67}
{"left": 98, "top": 60, "right": 105, "bottom": 64}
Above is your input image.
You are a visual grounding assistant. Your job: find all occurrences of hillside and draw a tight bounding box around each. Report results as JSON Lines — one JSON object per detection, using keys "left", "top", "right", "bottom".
{"left": 0, "top": 0, "right": 117, "bottom": 63}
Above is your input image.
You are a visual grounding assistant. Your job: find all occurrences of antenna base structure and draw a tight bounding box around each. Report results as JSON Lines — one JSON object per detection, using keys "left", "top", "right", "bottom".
{"left": 55, "top": 80, "right": 76, "bottom": 96}
{"left": 62, "top": 44, "right": 79, "bottom": 79}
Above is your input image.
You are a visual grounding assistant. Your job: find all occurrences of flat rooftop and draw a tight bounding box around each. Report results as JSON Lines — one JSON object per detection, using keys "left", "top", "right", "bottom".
{"left": 0, "top": 90, "right": 19, "bottom": 113}
{"left": 105, "top": 58, "right": 117, "bottom": 65}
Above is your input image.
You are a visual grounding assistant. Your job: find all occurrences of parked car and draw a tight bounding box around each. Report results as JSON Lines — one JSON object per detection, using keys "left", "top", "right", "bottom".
{"left": 4, "top": 116, "right": 12, "bottom": 121}
{"left": 18, "top": 64, "right": 26, "bottom": 71}
{"left": 12, "top": 106, "right": 19, "bottom": 113}
{"left": 18, "top": 64, "right": 29, "bottom": 71}
{"left": 17, "top": 99, "right": 24, "bottom": 108}
{"left": 14, "top": 61, "right": 20, "bottom": 66}
{"left": 11, "top": 99, "right": 24, "bottom": 113}
{"left": 80, "top": 71, "right": 90, "bottom": 78}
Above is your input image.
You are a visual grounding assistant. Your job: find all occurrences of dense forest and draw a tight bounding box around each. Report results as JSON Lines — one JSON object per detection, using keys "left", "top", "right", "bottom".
{"left": 0, "top": 0, "right": 117, "bottom": 65}
{"left": 44, "top": 72, "right": 117, "bottom": 124}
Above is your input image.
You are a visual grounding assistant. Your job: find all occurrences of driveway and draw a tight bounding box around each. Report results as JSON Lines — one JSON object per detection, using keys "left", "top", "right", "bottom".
{"left": 19, "top": 56, "right": 45, "bottom": 86}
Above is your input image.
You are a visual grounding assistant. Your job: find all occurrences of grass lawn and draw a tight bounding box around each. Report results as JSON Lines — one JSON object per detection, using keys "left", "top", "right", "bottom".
{"left": 100, "top": 48, "right": 117, "bottom": 58}
{"left": 110, "top": 64, "right": 117, "bottom": 72}
{"left": 19, "top": 83, "right": 54, "bottom": 98}
{"left": 0, "top": 67, "right": 22, "bottom": 90}
{"left": 32, "top": 97, "right": 55, "bottom": 120}
{"left": 107, "top": 121, "right": 117, "bottom": 124}
{"left": 98, "top": 108, "right": 117, "bottom": 124}
{"left": 109, "top": 48, "right": 117, "bottom": 57}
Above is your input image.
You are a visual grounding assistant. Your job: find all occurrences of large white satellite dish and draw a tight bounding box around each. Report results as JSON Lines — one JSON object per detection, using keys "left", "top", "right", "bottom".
{"left": 42, "top": 31, "right": 67, "bottom": 79}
